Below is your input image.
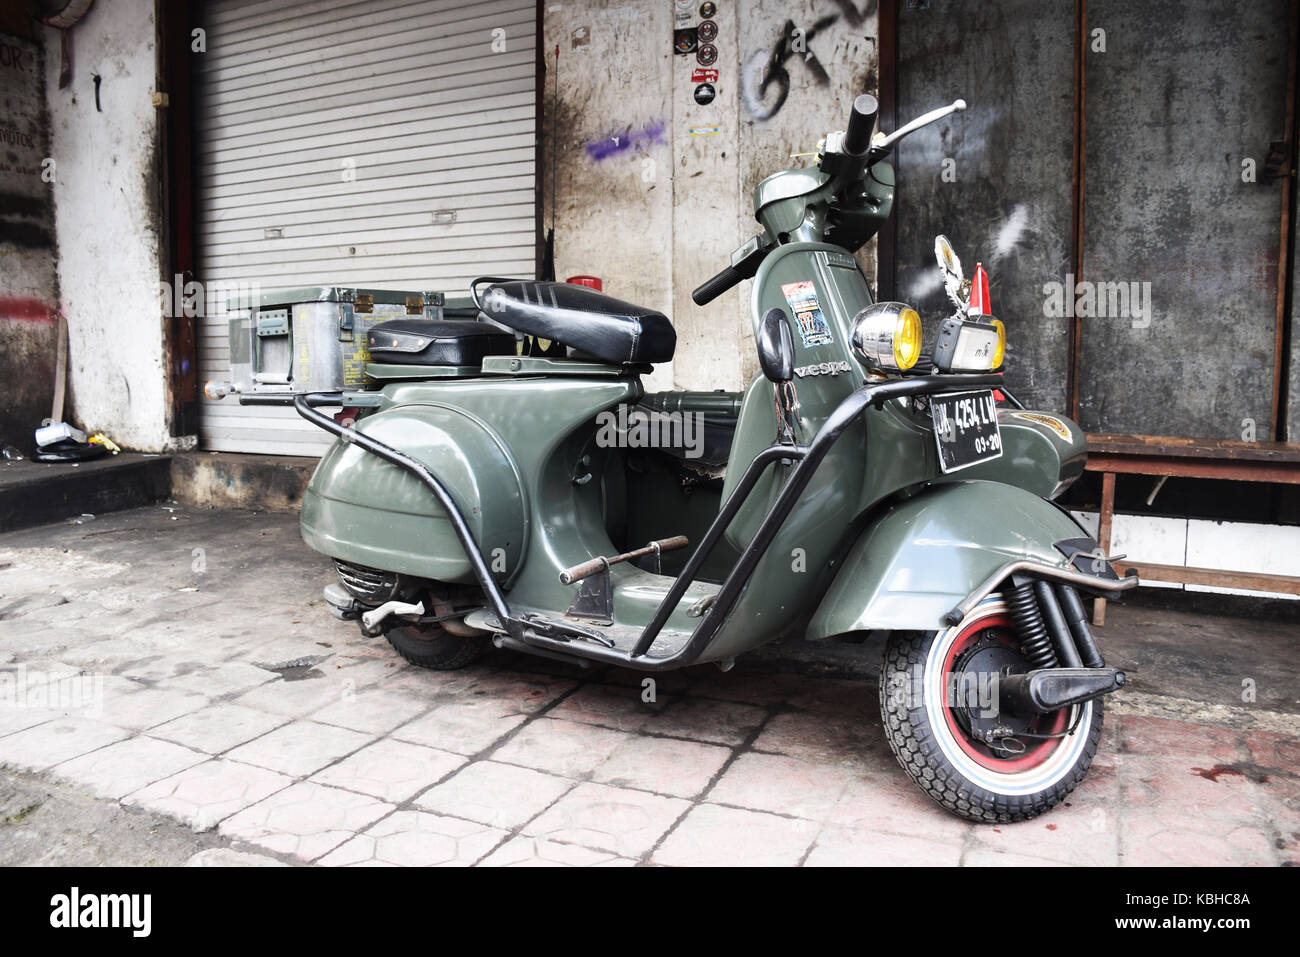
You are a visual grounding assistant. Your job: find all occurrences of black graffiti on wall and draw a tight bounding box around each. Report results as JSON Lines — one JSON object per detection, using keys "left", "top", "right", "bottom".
{"left": 741, "top": 1, "right": 878, "bottom": 121}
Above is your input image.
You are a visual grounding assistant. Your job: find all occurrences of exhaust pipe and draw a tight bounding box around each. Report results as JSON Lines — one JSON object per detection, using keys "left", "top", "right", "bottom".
{"left": 1000, "top": 667, "right": 1126, "bottom": 715}
{"left": 323, "top": 584, "right": 360, "bottom": 621}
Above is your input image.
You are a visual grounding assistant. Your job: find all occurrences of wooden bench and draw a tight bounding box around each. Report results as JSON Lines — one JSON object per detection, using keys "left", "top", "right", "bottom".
{"left": 1085, "top": 433, "right": 1300, "bottom": 625}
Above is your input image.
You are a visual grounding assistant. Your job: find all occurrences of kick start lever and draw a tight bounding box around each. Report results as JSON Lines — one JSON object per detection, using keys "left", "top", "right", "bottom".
{"left": 559, "top": 536, "right": 689, "bottom": 585}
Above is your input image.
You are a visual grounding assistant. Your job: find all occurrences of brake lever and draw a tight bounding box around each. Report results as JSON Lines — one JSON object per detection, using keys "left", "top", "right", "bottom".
{"left": 868, "top": 98, "right": 967, "bottom": 162}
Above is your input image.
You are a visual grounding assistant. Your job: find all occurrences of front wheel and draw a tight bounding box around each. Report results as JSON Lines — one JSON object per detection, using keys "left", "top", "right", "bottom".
{"left": 879, "top": 596, "right": 1103, "bottom": 823}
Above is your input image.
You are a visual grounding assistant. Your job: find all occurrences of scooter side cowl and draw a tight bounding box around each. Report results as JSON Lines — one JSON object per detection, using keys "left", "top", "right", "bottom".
{"left": 301, "top": 403, "right": 528, "bottom": 587}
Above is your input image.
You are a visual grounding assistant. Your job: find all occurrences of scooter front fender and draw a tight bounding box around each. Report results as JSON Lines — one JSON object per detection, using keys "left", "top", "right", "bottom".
{"left": 806, "top": 480, "right": 1091, "bottom": 638}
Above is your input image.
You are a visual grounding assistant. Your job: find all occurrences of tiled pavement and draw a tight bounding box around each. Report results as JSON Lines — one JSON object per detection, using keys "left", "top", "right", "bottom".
{"left": 0, "top": 505, "right": 1297, "bottom": 866}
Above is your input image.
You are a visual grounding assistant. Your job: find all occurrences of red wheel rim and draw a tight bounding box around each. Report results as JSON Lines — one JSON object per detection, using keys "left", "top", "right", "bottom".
{"left": 939, "top": 613, "right": 1069, "bottom": 773}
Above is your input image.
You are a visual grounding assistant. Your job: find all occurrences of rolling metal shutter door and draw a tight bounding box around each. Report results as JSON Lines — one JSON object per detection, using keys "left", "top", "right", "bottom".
{"left": 195, "top": 0, "right": 537, "bottom": 454}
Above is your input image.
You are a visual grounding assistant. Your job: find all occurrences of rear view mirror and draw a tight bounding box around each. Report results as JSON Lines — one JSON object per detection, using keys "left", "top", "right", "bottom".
{"left": 757, "top": 308, "right": 795, "bottom": 382}
{"left": 934, "top": 234, "right": 970, "bottom": 314}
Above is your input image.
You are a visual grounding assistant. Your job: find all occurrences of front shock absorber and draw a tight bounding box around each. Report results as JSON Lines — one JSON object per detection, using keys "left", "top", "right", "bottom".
{"left": 1055, "top": 583, "right": 1105, "bottom": 668}
{"left": 1005, "top": 581, "right": 1059, "bottom": 669}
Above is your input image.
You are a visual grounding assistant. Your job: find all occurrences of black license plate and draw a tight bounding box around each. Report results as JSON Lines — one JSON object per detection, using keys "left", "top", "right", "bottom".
{"left": 930, "top": 390, "right": 1003, "bottom": 473}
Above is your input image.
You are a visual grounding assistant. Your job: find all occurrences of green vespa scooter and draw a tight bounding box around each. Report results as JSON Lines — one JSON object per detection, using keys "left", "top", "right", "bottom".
{"left": 230, "top": 92, "right": 1138, "bottom": 823}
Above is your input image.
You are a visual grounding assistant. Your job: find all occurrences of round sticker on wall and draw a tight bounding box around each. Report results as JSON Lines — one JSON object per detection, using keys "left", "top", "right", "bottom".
{"left": 696, "top": 43, "right": 717, "bottom": 66}
{"left": 700, "top": 1, "right": 716, "bottom": 17}
{"left": 694, "top": 82, "right": 716, "bottom": 105}
{"left": 697, "top": 19, "right": 718, "bottom": 43}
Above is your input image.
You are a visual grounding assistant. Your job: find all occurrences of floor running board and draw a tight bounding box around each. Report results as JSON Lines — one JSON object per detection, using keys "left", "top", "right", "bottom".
{"left": 464, "top": 608, "right": 693, "bottom": 660}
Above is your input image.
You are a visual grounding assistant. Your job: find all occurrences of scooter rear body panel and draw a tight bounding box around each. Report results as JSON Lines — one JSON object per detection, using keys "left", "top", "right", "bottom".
{"left": 301, "top": 399, "right": 529, "bottom": 585}
{"left": 303, "top": 372, "right": 634, "bottom": 587}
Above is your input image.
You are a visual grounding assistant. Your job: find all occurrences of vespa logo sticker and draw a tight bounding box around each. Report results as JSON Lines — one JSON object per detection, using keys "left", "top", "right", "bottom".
{"left": 794, "top": 360, "right": 852, "bottom": 378}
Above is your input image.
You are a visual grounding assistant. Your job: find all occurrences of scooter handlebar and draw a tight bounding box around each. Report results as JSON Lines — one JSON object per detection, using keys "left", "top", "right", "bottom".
{"left": 692, "top": 264, "right": 745, "bottom": 306}
{"left": 842, "top": 93, "right": 879, "bottom": 157}
{"left": 693, "top": 236, "right": 775, "bottom": 306}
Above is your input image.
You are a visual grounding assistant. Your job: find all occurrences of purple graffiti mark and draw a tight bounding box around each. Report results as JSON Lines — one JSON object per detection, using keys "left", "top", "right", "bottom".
{"left": 585, "top": 121, "right": 666, "bottom": 161}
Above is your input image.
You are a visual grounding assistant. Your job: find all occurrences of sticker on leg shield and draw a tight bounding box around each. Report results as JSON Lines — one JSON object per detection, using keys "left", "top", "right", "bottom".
{"left": 1010, "top": 411, "right": 1073, "bottom": 443}
{"left": 781, "top": 281, "right": 833, "bottom": 347}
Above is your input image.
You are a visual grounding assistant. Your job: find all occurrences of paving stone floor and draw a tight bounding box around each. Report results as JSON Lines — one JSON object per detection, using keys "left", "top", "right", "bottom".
{"left": 0, "top": 504, "right": 1296, "bottom": 866}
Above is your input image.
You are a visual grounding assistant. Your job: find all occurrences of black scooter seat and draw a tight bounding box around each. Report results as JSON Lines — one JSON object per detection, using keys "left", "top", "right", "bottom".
{"left": 367, "top": 319, "right": 516, "bottom": 366}
{"left": 480, "top": 280, "right": 675, "bottom": 365}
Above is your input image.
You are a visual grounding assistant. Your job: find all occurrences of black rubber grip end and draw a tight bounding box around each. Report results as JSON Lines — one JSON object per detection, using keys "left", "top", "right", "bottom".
{"left": 692, "top": 265, "right": 744, "bottom": 306}
{"left": 843, "top": 93, "right": 879, "bottom": 156}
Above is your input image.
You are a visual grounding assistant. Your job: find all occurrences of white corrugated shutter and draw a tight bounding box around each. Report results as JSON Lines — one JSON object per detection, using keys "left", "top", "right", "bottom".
{"left": 195, "top": 0, "right": 537, "bottom": 454}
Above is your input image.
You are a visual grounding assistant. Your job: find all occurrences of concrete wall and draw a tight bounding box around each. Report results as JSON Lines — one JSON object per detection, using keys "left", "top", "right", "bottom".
{"left": 0, "top": 25, "right": 58, "bottom": 450}
{"left": 41, "top": 0, "right": 180, "bottom": 452}
{"left": 542, "top": 0, "right": 879, "bottom": 392}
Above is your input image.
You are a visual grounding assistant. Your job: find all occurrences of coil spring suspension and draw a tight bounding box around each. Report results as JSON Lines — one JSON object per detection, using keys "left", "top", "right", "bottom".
{"left": 1006, "top": 582, "right": 1059, "bottom": 669}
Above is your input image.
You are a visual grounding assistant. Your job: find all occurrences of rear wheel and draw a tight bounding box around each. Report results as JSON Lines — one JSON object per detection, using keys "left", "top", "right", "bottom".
{"left": 879, "top": 596, "right": 1103, "bottom": 823}
{"left": 385, "top": 622, "right": 487, "bottom": 670}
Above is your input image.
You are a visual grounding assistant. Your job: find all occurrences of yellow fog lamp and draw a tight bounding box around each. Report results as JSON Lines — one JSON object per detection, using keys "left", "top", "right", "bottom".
{"left": 851, "top": 302, "right": 922, "bottom": 372}
{"left": 933, "top": 316, "right": 1005, "bottom": 373}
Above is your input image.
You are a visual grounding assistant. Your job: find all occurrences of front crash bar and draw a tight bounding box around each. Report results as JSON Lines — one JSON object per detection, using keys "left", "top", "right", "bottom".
{"left": 942, "top": 559, "right": 1138, "bottom": 628}
{"left": 516, "top": 373, "right": 1008, "bottom": 669}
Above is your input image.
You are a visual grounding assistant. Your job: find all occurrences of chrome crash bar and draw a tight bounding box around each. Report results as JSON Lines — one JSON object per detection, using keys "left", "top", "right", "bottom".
{"left": 943, "top": 560, "right": 1139, "bottom": 627}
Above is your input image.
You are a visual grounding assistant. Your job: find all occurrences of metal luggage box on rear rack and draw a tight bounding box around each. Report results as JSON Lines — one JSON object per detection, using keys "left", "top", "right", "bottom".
{"left": 224, "top": 287, "right": 447, "bottom": 395}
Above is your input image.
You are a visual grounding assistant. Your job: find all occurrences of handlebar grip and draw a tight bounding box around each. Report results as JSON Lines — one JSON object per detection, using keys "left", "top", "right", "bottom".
{"left": 843, "top": 93, "right": 879, "bottom": 157}
{"left": 692, "top": 264, "right": 744, "bottom": 306}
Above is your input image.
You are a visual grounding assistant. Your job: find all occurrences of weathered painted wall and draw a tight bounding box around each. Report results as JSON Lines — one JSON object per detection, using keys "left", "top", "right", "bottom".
{"left": 0, "top": 27, "right": 58, "bottom": 450}
{"left": 1079, "top": 0, "right": 1290, "bottom": 439}
{"left": 41, "top": 0, "right": 179, "bottom": 452}
{"left": 895, "top": 0, "right": 1075, "bottom": 414}
{"left": 542, "top": 0, "right": 879, "bottom": 392}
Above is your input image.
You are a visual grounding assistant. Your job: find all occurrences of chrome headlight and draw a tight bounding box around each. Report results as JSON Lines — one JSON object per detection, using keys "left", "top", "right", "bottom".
{"left": 932, "top": 316, "right": 1005, "bottom": 373}
{"left": 851, "top": 302, "right": 922, "bottom": 372}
